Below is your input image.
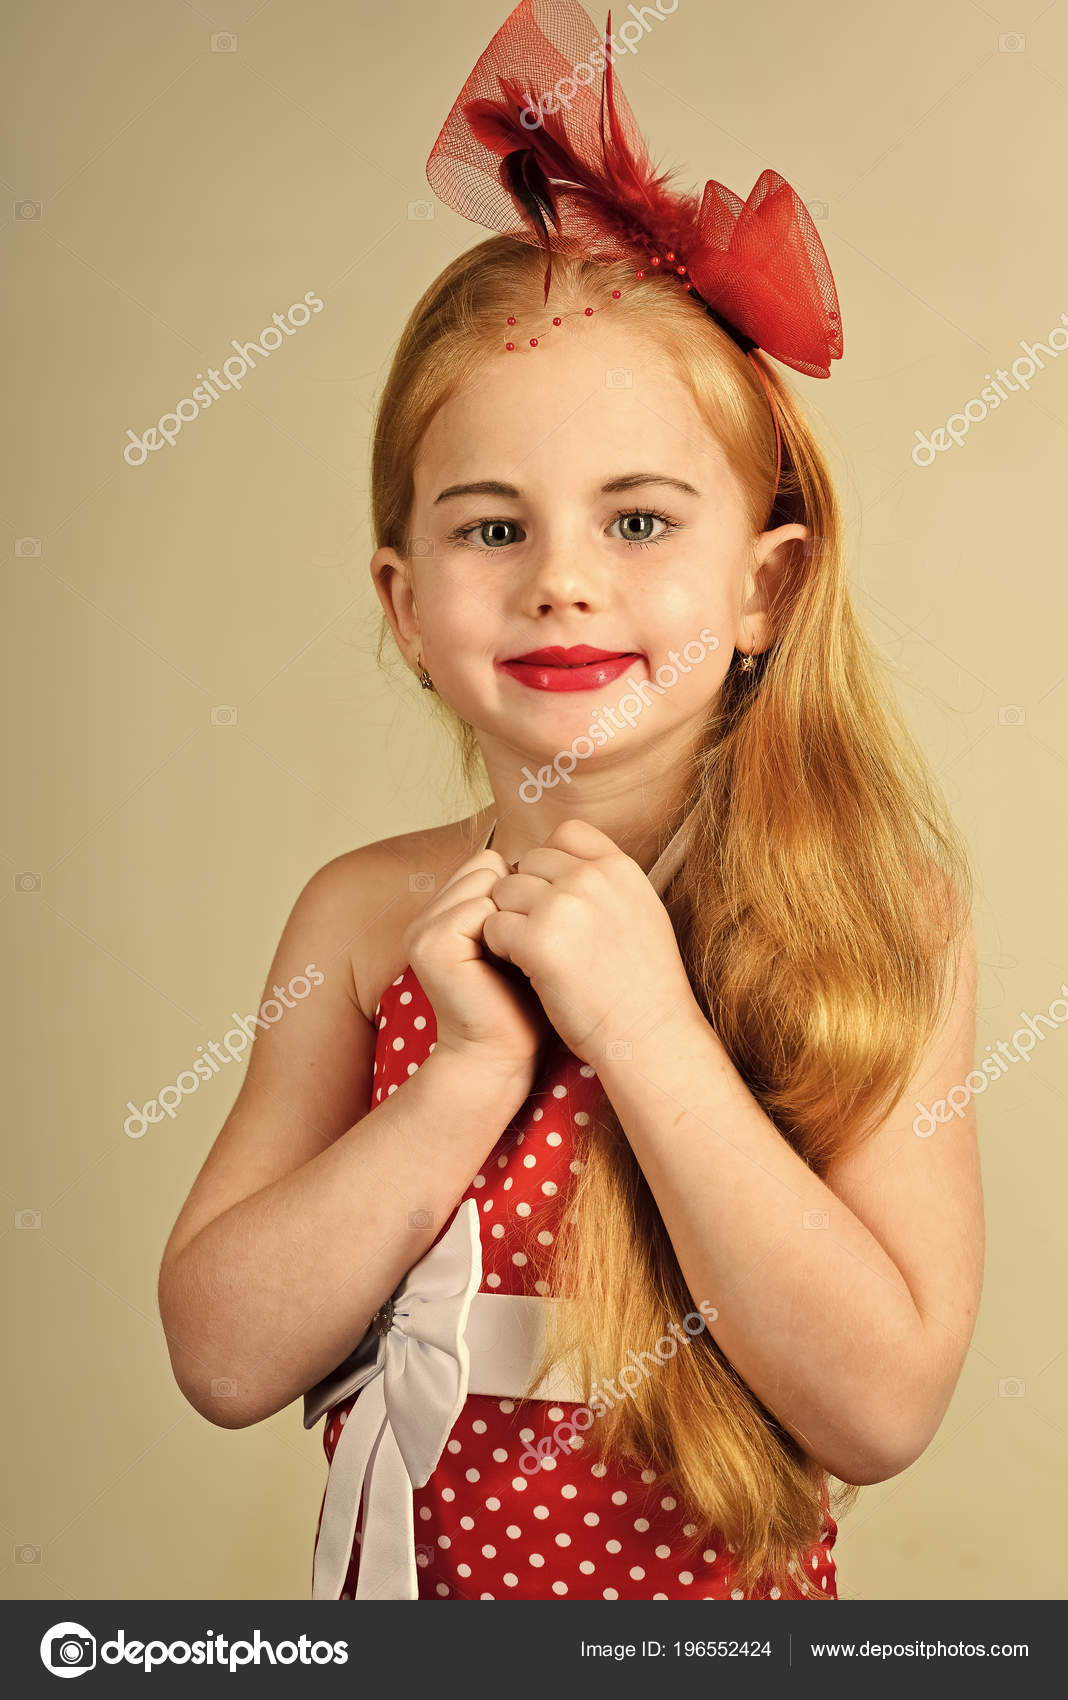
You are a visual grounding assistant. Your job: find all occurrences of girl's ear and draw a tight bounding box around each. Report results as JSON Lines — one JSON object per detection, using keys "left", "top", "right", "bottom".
{"left": 370, "top": 545, "right": 420, "bottom": 661}
{"left": 742, "top": 524, "right": 810, "bottom": 654}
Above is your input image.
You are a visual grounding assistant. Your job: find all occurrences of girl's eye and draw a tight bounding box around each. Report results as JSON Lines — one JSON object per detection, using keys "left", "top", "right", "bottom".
{"left": 447, "top": 509, "right": 679, "bottom": 552}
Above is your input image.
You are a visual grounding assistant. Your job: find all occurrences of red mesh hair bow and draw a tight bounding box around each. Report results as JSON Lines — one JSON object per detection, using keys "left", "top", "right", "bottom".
{"left": 425, "top": 0, "right": 843, "bottom": 385}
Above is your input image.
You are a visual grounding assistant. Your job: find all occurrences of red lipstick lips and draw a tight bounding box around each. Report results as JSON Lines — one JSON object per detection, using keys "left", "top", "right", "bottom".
{"left": 498, "top": 645, "right": 641, "bottom": 693}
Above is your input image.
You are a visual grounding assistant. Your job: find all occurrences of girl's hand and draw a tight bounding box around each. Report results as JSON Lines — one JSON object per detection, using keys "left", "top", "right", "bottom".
{"left": 482, "top": 818, "right": 702, "bottom": 1069}
{"left": 402, "top": 847, "right": 554, "bottom": 1090}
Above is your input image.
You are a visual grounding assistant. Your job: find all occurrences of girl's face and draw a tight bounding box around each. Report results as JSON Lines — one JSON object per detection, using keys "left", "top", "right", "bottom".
{"left": 373, "top": 320, "right": 806, "bottom": 788}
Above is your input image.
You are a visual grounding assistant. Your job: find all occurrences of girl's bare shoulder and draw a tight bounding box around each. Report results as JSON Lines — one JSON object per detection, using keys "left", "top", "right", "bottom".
{"left": 322, "top": 807, "right": 496, "bottom": 1020}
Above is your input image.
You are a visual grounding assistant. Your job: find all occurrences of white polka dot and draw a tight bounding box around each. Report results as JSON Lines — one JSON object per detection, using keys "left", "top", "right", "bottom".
{"left": 497, "top": 1154, "right": 508, "bottom": 1168}
{"left": 533, "top": 1504, "right": 549, "bottom": 1520}
{"left": 436, "top": 1583, "right": 449, "bottom": 1595}
{"left": 579, "top": 1560, "right": 596, "bottom": 1574}
{"left": 655, "top": 1545, "right": 671, "bottom": 1558}
{"left": 418, "top": 1506, "right": 431, "bottom": 1521}
{"left": 633, "top": 1518, "right": 649, "bottom": 1532}
{"left": 640, "top": 1469, "right": 657, "bottom": 1484}
{"left": 506, "top": 1524, "right": 522, "bottom": 1538}
{"left": 460, "top": 1516, "right": 475, "bottom": 1530}
{"left": 392, "top": 1036, "right": 405, "bottom": 1051}
{"left": 591, "top": 1463, "right": 607, "bottom": 1478}
{"left": 661, "top": 1496, "right": 676, "bottom": 1510}
{"left": 605, "top": 1539, "right": 622, "bottom": 1554}
{"left": 529, "top": 1553, "right": 545, "bottom": 1567}
{"left": 465, "top": 1468, "right": 480, "bottom": 1482}
{"left": 480, "top": 1592, "right": 494, "bottom": 1600}
{"left": 611, "top": 1491, "right": 628, "bottom": 1505}
{"left": 414, "top": 1015, "right": 427, "bottom": 1029}
{"left": 472, "top": 1419, "right": 487, "bottom": 1434}
{"left": 486, "top": 1272, "right": 501, "bottom": 1287}
{"left": 683, "top": 1524, "right": 697, "bottom": 1537}
{"left": 406, "top": 1063, "right": 418, "bottom": 1075}
{"left": 471, "top": 1174, "right": 486, "bottom": 1188}
{"left": 770, "top": 1586, "right": 782, "bottom": 1599}
{"left": 540, "top": 1456, "right": 557, "bottom": 1471}
{"left": 399, "top": 991, "right": 412, "bottom": 1004}
{"left": 561, "top": 1484, "right": 577, "bottom": 1499}
{"left": 579, "top": 1064, "right": 595, "bottom": 1077}
{"left": 457, "top": 1562, "right": 471, "bottom": 1577}
{"left": 552, "top": 1085, "right": 567, "bottom": 1098}
{"left": 703, "top": 1549, "right": 717, "bottom": 1563}
{"left": 481, "top": 1544, "right": 496, "bottom": 1558}
{"left": 523, "top": 1154, "right": 537, "bottom": 1167}
{"left": 583, "top": 1512, "right": 600, "bottom": 1526}
{"left": 387, "top": 1084, "right": 397, "bottom": 1095}
{"left": 540, "top": 1180, "right": 558, "bottom": 1196}
{"left": 491, "top": 1224, "right": 505, "bottom": 1238}
{"left": 482, "top": 1199, "right": 493, "bottom": 1211}
{"left": 653, "top": 1592, "right": 669, "bottom": 1600}
{"left": 555, "top": 1532, "right": 571, "bottom": 1547}
{"left": 437, "top": 1535, "right": 450, "bottom": 1549}
{"left": 821, "top": 1575, "right": 828, "bottom": 1589}
{"left": 731, "top": 1588, "right": 745, "bottom": 1600}
{"left": 492, "top": 1448, "right": 508, "bottom": 1463}
{"left": 532, "top": 1107, "right": 543, "bottom": 1120}
{"left": 447, "top": 1439, "right": 461, "bottom": 1453}
{"left": 811, "top": 1553, "right": 819, "bottom": 1569}
{"left": 570, "top": 1159, "right": 583, "bottom": 1172}
{"left": 415, "top": 1556, "right": 428, "bottom": 1570}
{"left": 574, "top": 1111, "right": 589, "bottom": 1125}
{"left": 547, "top": 1407, "right": 564, "bottom": 1420}
{"left": 441, "top": 1488, "right": 455, "bottom": 1502}
{"left": 534, "top": 1279, "right": 550, "bottom": 1294}
{"left": 519, "top": 1428, "right": 535, "bottom": 1443}
{"left": 546, "top": 1132, "right": 562, "bottom": 1146}
{"left": 503, "top": 1177, "right": 513, "bottom": 1190}
{"left": 503, "top": 1573, "right": 518, "bottom": 1587}
{"left": 485, "top": 1497, "right": 500, "bottom": 1511}
{"left": 537, "top": 1230, "right": 553, "bottom": 1245}
{"left": 629, "top": 1566, "right": 645, "bottom": 1580}
{"left": 512, "top": 1252, "right": 528, "bottom": 1266}
{"left": 499, "top": 1399, "right": 515, "bottom": 1413}
{"left": 679, "top": 1571, "right": 693, "bottom": 1585}
{"left": 603, "top": 1588, "right": 618, "bottom": 1600}
{"left": 516, "top": 1201, "right": 531, "bottom": 1216}
{"left": 511, "top": 1477, "right": 528, "bottom": 1492}
{"left": 552, "top": 1580, "right": 568, "bottom": 1595}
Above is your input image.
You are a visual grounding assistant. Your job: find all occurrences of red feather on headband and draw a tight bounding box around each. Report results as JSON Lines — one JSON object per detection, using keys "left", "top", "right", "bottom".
{"left": 425, "top": 0, "right": 842, "bottom": 379}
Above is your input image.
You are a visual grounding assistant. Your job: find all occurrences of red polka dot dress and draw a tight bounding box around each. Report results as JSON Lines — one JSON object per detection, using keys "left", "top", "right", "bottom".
{"left": 313, "top": 963, "right": 839, "bottom": 1601}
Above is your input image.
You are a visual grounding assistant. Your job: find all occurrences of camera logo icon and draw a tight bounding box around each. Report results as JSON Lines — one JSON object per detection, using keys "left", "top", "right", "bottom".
{"left": 409, "top": 871, "right": 435, "bottom": 893}
{"left": 210, "top": 705, "right": 238, "bottom": 726}
{"left": 803, "top": 1208, "right": 829, "bottom": 1229}
{"left": 998, "top": 705, "right": 1025, "bottom": 726}
{"left": 40, "top": 1621, "right": 96, "bottom": 1677}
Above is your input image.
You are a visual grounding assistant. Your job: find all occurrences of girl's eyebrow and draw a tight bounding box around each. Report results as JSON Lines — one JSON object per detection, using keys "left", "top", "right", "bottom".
{"left": 432, "top": 471, "right": 701, "bottom": 505}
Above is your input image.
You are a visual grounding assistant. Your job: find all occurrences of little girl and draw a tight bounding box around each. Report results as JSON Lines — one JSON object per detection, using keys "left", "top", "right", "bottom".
{"left": 159, "top": 0, "right": 984, "bottom": 1604}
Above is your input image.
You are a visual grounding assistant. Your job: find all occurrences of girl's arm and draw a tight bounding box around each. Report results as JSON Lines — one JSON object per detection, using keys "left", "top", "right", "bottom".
{"left": 157, "top": 849, "right": 530, "bottom": 1430}
{"left": 591, "top": 922, "right": 983, "bottom": 1487}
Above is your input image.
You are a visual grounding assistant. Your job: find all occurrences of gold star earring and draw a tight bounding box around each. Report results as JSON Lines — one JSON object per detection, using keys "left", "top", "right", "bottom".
{"left": 739, "top": 632, "right": 757, "bottom": 672}
{"left": 417, "top": 651, "right": 435, "bottom": 692}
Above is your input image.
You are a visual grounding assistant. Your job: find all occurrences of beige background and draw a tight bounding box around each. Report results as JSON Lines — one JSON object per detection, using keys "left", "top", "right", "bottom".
{"left": 2, "top": 0, "right": 1066, "bottom": 1602}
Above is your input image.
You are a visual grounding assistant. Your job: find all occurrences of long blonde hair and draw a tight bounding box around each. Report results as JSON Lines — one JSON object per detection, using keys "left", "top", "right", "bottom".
{"left": 370, "top": 235, "right": 971, "bottom": 1597}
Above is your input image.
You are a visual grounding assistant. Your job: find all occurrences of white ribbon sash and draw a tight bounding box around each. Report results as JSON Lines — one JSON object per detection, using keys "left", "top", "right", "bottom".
{"left": 305, "top": 1197, "right": 582, "bottom": 1600}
